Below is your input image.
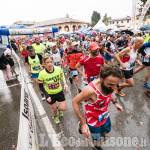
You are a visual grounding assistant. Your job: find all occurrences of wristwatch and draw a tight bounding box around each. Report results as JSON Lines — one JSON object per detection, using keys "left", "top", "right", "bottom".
{"left": 113, "top": 100, "right": 118, "bottom": 104}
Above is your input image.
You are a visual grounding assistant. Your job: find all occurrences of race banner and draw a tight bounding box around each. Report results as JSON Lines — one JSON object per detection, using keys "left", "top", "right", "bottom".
{"left": 17, "top": 82, "right": 39, "bottom": 150}
{"left": 9, "top": 27, "right": 52, "bottom": 35}
{"left": 138, "top": 0, "right": 150, "bottom": 26}
{"left": 12, "top": 50, "right": 39, "bottom": 150}
{"left": 131, "top": 0, "right": 137, "bottom": 27}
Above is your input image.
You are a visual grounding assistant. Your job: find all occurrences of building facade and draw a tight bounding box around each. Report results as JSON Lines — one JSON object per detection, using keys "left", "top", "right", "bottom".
{"left": 32, "top": 15, "right": 90, "bottom": 32}
{"left": 108, "top": 16, "right": 131, "bottom": 28}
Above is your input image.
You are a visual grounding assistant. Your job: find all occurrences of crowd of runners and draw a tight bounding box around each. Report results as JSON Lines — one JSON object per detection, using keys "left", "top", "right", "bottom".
{"left": 1, "top": 31, "right": 150, "bottom": 150}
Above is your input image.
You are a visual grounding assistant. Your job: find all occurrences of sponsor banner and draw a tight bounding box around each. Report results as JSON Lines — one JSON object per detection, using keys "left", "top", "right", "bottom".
{"left": 139, "top": 0, "right": 150, "bottom": 26}
{"left": 9, "top": 27, "right": 52, "bottom": 35}
{"left": 17, "top": 83, "right": 39, "bottom": 150}
{"left": 12, "top": 50, "right": 39, "bottom": 150}
{"left": 131, "top": 0, "right": 137, "bottom": 26}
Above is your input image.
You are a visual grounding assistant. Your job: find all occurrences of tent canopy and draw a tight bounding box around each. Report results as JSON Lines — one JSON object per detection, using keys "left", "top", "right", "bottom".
{"left": 75, "top": 27, "right": 89, "bottom": 34}
{"left": 93, "top": 20, "right": 106, "bottom": 30}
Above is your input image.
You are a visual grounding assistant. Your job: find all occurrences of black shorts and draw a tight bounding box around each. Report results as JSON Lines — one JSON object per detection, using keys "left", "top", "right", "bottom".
{"left": 46, "top": 91, "right": 65, "bottom": 105}
{"left": 122, "top": 69, "right": 133, "bottom": 79}
{"left": 142, "top": 62, "right": 150, "bottom": 66}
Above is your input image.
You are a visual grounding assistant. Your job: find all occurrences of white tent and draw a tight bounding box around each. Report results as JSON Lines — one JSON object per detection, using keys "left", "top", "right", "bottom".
{"left": 93, "top": 20, "right": 106, "bottom": 30}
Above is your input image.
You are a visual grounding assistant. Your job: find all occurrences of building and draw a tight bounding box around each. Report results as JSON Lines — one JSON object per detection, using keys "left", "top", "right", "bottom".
{"left": 108, "top": 16, "right": 131, "bottom": 28}
{"left": 32, "top": 14, "right": 90, "bottom": 32}
{"left": 14, "top": 21, "right": 37, "bottom": 27}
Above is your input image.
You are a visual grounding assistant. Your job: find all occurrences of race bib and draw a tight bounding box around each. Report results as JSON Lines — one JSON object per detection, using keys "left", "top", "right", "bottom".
{"left": 71, "top": 70, "right": 78, "bottom": 76}
{"left": 98, "top": 110, "right": 109, "bottom": 122}
{"left": 48, "top": 82, "right": 59, "bottom": 89}
{"left": 90, "top": 75, "right": 99, "bottom": 82}
{"left": 33, "top": 66, "right": 40, "bottom": 71}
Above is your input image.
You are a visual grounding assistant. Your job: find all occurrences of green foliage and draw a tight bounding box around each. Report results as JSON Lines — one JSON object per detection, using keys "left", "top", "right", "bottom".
{"left": 91, "top": 11, "right": 101, "bottom": 27}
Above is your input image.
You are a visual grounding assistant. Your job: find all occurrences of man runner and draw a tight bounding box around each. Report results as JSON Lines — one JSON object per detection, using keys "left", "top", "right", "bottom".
{"left": 72, "top": 64, "right": 123, "bottom": 150}
{"left": 76, "top": 42, "right": 106, "bottom": 85}
{"left": 114, "top": 37, "right": 144, "bottom": 96}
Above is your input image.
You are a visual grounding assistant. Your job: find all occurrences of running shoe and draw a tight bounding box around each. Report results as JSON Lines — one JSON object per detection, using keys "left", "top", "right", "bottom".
{"left": 144, "top": 91, "right": 150, "bottom": 98}
{"left": 69, "top": 78, "right": 73, "bottom": 84}
{"left": 118, "top": 91, "right": 125, "bottom": 97}
{"left": 41, "top": 94, "right": 45, "bottom": 101}
{"left": 59, "top": 110, "right": 63, "bottom": 117}
{"left": 54, "top": 116, "right": 60, "bottom": 124}
{"left": 115, "top": 86, "right": 119, "bottom": 94}
{"left": 144, "top": 82, "right": 150, "bottom": 89}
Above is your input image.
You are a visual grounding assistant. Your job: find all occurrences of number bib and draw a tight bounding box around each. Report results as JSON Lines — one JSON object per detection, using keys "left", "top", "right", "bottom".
{"left": 90, "top": 75, "right": 99, "bottom": 82}
{"left": 71, "top": 70, "right": 78, "bottom": 76}
{"left": 98, "top": 110, "right": 109, "bottom": 122}
{"left": 48, "top": 82, "right": 59, "bottom": 89}
{"left": 33, "top": 66, "right": 40, "bottom": 71}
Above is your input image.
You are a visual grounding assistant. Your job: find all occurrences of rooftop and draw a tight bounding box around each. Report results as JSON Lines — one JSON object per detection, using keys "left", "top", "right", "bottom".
{"left": 108, "top": 16, "right": 131, "bottom": 22}
{"left": 14, "top": 21, "right": 37, "bottom": 25}
{"left": 32, "top": 16, "right": 89, "bottom": 27}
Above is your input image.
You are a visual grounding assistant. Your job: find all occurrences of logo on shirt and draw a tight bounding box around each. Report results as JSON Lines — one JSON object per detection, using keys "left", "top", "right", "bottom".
{"left": 96, "top": 64, "right": 101, "bottom": 66}
{"left": 99, "top": 100, "right": 105, "bottom": 106}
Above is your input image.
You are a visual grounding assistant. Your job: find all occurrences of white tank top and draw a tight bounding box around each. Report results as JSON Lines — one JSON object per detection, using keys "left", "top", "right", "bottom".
{"left": 121, "top": 46, "right": 137, "bottom": 70}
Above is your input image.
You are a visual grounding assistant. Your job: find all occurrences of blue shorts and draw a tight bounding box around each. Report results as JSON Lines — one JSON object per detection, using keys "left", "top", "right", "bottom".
{"left": 104, "top": 53, "right": 114, "bottom": 61}
{"left": 31, "top": 73, "right": 39, "bottom": 78}
{"left": 88, "top": 117, "right": 111, "bottom": 142}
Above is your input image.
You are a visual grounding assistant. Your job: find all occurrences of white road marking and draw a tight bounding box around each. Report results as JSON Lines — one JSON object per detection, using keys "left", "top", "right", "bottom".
{"left": 27, "top": 83, "right": 64, "bottom": 150}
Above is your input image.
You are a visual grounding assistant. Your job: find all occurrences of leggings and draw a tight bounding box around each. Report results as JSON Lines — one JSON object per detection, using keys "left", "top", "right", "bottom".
{"left": 2, "top": 64, "right": 12, "bottom": 81}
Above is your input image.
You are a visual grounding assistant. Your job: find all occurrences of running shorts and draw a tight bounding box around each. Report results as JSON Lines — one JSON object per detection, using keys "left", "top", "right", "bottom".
{"left": 122, "top": 69, "right": 133, "bottom": 79}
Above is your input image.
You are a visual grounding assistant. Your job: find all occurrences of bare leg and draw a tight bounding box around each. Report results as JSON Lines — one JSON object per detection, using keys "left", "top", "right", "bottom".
{"left": 133, "top": 64, "right": 145, "bottom": 75}
{"left": 119, "top": 78, "right": 135, "bottom": 90}
{"left": 145, "top": 66, "right": 150, "bottom": 83}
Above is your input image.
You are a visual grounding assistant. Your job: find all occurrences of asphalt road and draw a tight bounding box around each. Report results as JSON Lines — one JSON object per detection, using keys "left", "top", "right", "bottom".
{"left": 0, "top": 56, "right": 150, "bottom": 150}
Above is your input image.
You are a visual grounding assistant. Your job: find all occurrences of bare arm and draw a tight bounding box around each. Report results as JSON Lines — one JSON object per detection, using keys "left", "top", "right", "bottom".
{"left": 114, "top": 47, "right": 130, "bottom": 69}
{"left": 72, "top": 86, "right": 93, "bottom": 125}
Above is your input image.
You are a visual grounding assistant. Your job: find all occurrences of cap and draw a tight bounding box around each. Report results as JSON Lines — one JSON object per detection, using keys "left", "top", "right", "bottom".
{"left": 88, "top": 42, "right": 99, "bottom": 51}
{"left": 35, "top": 36, "right": 40, "bottom": 40}
{"left": 52, "top": 43, "right": 56, "bottom": 47}
{"left": 27, "top": 45, "right": 34, "bottom": 51}
{"left": 72, "top": 41, "right": 78, "bottom": 46}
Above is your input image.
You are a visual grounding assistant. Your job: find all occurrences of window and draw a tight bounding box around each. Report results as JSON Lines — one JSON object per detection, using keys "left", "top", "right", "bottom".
{"left": 117, "top": 21, "right": 118, "bottom": 24}
{"left": 127, "top": 20, "right": 129, "bottom": 23}
{"left": 112, "top": 22, "right": 114, "bottom": 24}
{"left": 121, "top": 21, "right": 123, "bottom": 23}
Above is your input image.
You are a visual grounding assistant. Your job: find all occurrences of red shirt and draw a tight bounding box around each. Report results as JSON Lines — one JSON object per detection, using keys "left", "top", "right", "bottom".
{"left": 85, "top": 82, "right": 112, "bottom": 127}
{"left": 60, "top": 39, "right": 65, "bottom": 44}
{"left": 22, "top": 50, "right": 29, "bottom": 60}
{"left": 79, "top": 55, "right": 104, "bottom": 83}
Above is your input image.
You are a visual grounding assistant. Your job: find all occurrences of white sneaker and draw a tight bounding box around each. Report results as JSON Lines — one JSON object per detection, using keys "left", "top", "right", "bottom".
{"left": 41, "top": 94, "right": 45, "bottom": 101}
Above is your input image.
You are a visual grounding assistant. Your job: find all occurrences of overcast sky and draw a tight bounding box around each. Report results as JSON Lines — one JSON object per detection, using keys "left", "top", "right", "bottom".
{"left": 1, "top": 0, "right": 133, "bottom": 25}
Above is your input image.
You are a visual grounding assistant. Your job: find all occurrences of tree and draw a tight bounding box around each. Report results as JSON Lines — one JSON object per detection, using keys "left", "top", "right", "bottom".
{"left": 91, "top": 11, "right": 101, "bottom": 27}
{"left": 102, "top": 13, "right": 112, "bottom": 25}
{"left": 138, "top": 0, "right": 150, "bottom": 16}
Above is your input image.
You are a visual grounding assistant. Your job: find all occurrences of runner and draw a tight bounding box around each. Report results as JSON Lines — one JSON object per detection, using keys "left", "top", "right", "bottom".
{"left": 64, "top": 41, "right": 84, "bottom": 93}
{"left": 104, "top": 35, "right": 116, "bottom": 64}
{"left": 114, "top": 37, "right": 144, "bottom": 96}
{"left": 32, "top": 36, "right": 45, "bottom": 57}
{"left": 116, "top": 34, "right": 129, "bottom": 52}
{"left": 21, "top": 43, "right": 29, "bottom": 60}
{"left": 133, "top": 41, "right": 150, "bottom": 92}
{"left": 38, "top": 54, "right": 68, "bottom": 124}
{"left": 72, "top": 64, "right": 123, "bottom": 150}
{"left": 25, "top": 45, "right": 45, "bottom": 100}
{"left": 76, "top": 42, "right": 106, "bottom": 85}
{"left": 50, "top": 43, "right": 64, "bottom": 67}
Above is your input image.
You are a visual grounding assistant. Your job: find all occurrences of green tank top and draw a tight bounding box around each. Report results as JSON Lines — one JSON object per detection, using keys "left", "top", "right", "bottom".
{"left": 32, "top": 43, "right": 44, "bottom": 57}
{"left": 38, "top": 66, "right": 63, "bottom": 94}
{"left": 28, "top": 54, "right": 41, "bottom": 74}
